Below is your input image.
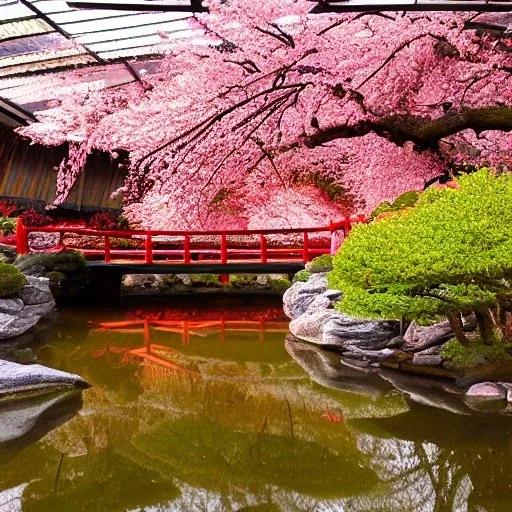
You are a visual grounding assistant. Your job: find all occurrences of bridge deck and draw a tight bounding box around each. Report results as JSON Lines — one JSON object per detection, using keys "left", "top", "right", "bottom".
{"left": 87, "top": 261, "right": 305, "bottom": 274}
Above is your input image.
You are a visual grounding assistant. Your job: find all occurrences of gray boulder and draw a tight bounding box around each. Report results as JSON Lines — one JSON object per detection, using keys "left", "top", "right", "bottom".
{"left": 0, "top": 276, "right": 55, "bottom": 340}
{"left": 289, "top": 309, "right": 398, "bottom": 350}
{"left": 465, "top": 382, "right": 507, "bottom": 400}
{"left": 403, "top": 320, "right": 454, "bottom": 352}
{"left": 0, "top": 359, "right": 89, "bottom": 399}
{"left": 283, "top": 273, "right": 341, "bottom": 319}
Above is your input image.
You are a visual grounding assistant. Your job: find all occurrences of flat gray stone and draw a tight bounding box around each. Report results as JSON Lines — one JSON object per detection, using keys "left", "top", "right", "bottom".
{"left": 0, "top": 359, "right": 89, "bottom": 398}
{"left": 283, "top": 273, "right": 329, "bottom": 319}
{"left": 466, "top": 382, "right": 507, "bottom": 400}
{"left": 323, "top": 313, "right": 398, "bottom": 348}
{"left": 17, "top": 277, "right": 53, "bottom": 306}
{"left": 289, "top": 309, "right": 338, "bottom": 344}
{"left": 403, "top": 320, "right": 454, "bottom": 352}
{"left": 411, "top": 354, "right": 443, "bottom": 366}
{"left": 0, "top": 298, "right": 24, "bottom": 314}
{"left": 0, "top": 276, "right": 56, "bottom": 340}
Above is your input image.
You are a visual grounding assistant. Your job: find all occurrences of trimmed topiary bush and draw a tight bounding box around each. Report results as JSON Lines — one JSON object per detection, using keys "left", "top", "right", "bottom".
{"left": 329, "top": 169, "right": 512, "bottom": 348}
{"left": 0, "top": 263, "right": 27, "bottom": 297}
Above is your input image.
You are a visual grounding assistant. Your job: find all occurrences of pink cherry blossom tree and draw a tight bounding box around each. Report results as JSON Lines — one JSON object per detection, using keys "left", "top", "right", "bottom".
{"left": 16, "top": 0, "right": 512, "bottom": 229}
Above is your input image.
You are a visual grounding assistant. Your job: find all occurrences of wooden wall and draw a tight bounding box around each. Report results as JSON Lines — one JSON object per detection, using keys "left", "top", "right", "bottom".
{"left": 0, "top": 130, "right": 126, "bottom": 212}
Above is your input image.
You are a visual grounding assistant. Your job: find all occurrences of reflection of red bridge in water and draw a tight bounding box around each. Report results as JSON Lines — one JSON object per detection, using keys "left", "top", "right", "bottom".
{"left": 16, "top": 217, "right": 364, "bottom": 271}
{"left": 92, "top": 318, "right": 290, "bottom": 376}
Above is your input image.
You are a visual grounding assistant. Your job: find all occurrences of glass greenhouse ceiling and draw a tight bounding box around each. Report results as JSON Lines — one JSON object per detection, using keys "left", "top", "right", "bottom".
{"left": 0, "top": 0, "right": 208, "bottom": 126}
{"left": 0, "top": 0, "right": 511, "bottom": 128}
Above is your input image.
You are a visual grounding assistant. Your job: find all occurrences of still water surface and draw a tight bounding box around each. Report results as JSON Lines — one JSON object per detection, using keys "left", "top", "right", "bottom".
{"left": 1, "top": 298, "right": 511, "bottom": 512}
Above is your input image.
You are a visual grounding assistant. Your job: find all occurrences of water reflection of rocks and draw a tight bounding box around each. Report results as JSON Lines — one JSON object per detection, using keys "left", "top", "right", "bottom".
{"left": 3, "top": 308, "right": 512, "bottom": 512}
{"left": 287, "top": 334, "right": 512, "bottom": 511}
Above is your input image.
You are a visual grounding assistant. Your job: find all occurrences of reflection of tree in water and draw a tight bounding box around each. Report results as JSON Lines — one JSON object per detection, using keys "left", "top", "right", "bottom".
{"left": 347, "top": 407, "right": 512, "bottom": 512}
{"left": 346, "top": 436, "right": 471, "bottom": 512}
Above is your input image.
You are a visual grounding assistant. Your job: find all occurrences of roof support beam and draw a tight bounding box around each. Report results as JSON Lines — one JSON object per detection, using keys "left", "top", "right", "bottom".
{"left": 66, "top": 0, "right": 208, "bottom": 13}
{"left": 17, "top": 0, "right": 106, "bottom": 63}
{"left": 309, "top": 1, "right": 512, "bottom": 13}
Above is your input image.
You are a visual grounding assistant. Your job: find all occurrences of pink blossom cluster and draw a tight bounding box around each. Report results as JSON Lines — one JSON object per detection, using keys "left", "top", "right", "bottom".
{"left": 15, "top": 0, "right": 512, "bottom": 228}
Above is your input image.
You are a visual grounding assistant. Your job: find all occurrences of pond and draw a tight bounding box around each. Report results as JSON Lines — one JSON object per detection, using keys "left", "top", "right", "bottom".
{"left": 0, "top": 296, "right": 511, "bottom": 512}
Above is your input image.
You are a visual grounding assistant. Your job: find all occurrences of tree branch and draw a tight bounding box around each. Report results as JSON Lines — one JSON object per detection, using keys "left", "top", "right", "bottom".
{"left": 302, "top": 106, "right": 512, "bottom": 149}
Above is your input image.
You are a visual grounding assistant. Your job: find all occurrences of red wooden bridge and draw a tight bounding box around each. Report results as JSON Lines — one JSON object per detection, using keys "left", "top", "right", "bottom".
{"left": 16, "top": 216, "right": 363, "bottom": 271}
{"left": 15, "top": 216, "right": 364, "bottom": 299}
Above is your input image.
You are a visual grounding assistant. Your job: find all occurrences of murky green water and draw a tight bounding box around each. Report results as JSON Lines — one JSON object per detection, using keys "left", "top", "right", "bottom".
{"left": 1, "top": 297, "right": 512, "bottom": 512}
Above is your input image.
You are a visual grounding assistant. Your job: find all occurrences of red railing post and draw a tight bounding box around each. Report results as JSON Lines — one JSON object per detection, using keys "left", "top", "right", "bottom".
{"left": 16, "top": 217, "right": 29, "bottom": 255}
{"left": 104, "top": 236, "right": 111, "bottom": 263}
{"left": 260, "top": 234, "right": 267, "bottom": 263}
{"left": 221, "top": 234, "right": 228, "bottom": 264}
{"left": 184, "top": 235, "right": 191, "bottom": 264}
{"left": 145, "top": 233, "right": 153, "bottom": 264}
{"left": 344, "top": 217, "right": 352, "bottom": 237}
{"left": 303, "top": 232, "right": 309, "bottom": 263}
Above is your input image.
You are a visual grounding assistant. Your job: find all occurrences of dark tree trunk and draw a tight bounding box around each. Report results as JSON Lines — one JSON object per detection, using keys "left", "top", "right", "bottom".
{"left": 447, "top": 311, "right": 470, "bottom": 346}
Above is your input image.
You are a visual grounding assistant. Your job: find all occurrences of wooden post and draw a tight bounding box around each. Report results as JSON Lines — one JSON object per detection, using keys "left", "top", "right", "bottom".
{"left": 184, "top": 234, "right": 191, "bottom": 264}
{"left": 221, "top": 234, "right": 228, "bottom": 264}
{"left": 104, "top": 236, "right": 111, "bottom": 263}
{"left": 145, "top": 233, "right": 153, "bottom": 264}
{"left": 260, "top": 234, "right": 267, "bottom": 263}
{"left": 303, "top": 232, "right": 309, "bottom": 263}
{"left": 16, "top": 217, "right": 29, "bottom": 254}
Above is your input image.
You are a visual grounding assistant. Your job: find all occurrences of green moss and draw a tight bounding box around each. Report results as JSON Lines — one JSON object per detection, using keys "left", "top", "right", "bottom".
{"left": 391, "top": 190, "right": 420, "bottom": 209}
{"left": 306, "top": 254, "right": 332, "bottom": 273}
{"left": 268, "top": 276, "right": 292, "bottom": 292}
{"left": 293, "top": 269, "right": 312, "bottom": 283}
{"left": 15, "top": 250, "right": 87, "bottom": 274}
{"left": 0, "top": 217, "right": 16, "bottom": 236}
{"left": 190, "top": 274, "right": 224, "bottom": 287}
{"left": 370, "top": 191, "right": 420, "bottom": 220}
{"left": 441, "top": 338, "right": 512, "bottom": 369}
{"left": 0, "top": 263, "right": 27, "bottom": 297}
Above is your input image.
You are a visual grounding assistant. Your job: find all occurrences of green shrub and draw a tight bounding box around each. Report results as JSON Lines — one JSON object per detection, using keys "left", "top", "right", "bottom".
{"left": 293, "top": 270, "right": 312, "bottom": 283}
{"left": 329, "top": 169, "right": 512, "bottom": 346}
{"left": 0, "top": 263, "right": 27, "bottom": 296}
{"left": 306, "top": 254, "right": 332, "bottom": 273}
{"left": 441, "top": 337, "right": 512, "bottom": 369}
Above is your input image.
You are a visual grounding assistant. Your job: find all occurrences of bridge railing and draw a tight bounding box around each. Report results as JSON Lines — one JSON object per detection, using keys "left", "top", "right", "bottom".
{"left": 16, "top": 216, "right": 365, "bottom": 264}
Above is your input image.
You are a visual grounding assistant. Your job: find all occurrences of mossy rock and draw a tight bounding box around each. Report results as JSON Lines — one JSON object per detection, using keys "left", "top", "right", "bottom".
{"left": 0, "top": 263, "right": 27, "bottom": 297}
{"left": 392, "top": 190, "right": 420, "bottom": 209}
{"left": 190, "top": 274, "right": 224, "bottom": 287}
{"left": 305, "top": 254, "right": 332, "bottom": 273}
{"left": 15, "top": 250, "right": 87, "bottom": 275}
{"left": 292, "top": 269, "right": 312, "bottom": 283}
{"left": 370, "top": 191, "right": 420, "bottom": 220}
{"left": 268, "top": 276, "right": 292, "bottom": 292}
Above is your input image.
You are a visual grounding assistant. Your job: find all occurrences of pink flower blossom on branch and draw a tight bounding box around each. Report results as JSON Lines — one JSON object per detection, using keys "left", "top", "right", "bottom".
{"left": 14, "top": 0, "right": 512, "bottom": 227}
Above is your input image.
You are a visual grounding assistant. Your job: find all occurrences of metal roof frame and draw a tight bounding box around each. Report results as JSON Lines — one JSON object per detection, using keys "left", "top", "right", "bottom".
{"left": 309, "top": 1, "right": 512, "bottom": 13}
